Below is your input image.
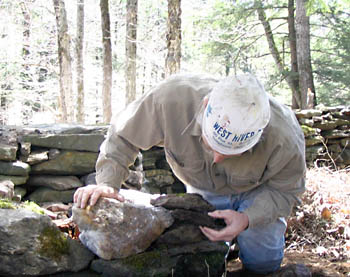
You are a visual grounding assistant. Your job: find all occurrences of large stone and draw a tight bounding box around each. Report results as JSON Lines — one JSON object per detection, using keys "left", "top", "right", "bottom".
{"left": 27, "top": 187, "right": 76, "bottom": 203}
{"left": 151, "top": 193, "right": 216, "bottom": 212}
{"left": 305, "top": 135, "right": 324, "bottom": 146}
{"left": 322, "top": 129, "right": 350, "bottom": 139}
{"left": 91, "top": 248, "right": 226, "bottom": 277}
{"left": 20, "top": 149, "right": 49, "bottom": 165}
{"left": 294, "top": 109, "right": 322, "bottom": 119}
{"left": 156, "top": 224, "right": 206, "bottom": 246}
{"left": 27, "top": 175, "right": 83, "bottom": 190}
{"left": 300, "top": 125, "right": 320, "bottom": 137}
{"left": 73, "top": 191, "right": 174, "bottom": 260}
{"left": 0, "top": 143, "right": 17, "bottom": 162}
{"left": 20, "top": 133, "right": 105, "bottom": 152}
{"left": 0, "top": 160, "right": 30, "bottom": 176}
{"left": 0, "top": 207, "right": 94, "bottom": 276}
{"left": 31, "top": 150, "right": 98, "bottom": 175}
{"left": 20, "top": 123, "right": 108, "bottom": 135}
{"left": 0, "top": 180, "right": 14, "bottom": 199}
{"left": 170, "top": 209, "right": 225, "bottom": 229}
{"left": 0, "top": 175, "right": 28, "bottom": 185}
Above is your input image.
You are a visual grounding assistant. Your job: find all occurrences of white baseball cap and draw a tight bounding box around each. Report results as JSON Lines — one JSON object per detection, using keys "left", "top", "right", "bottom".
{"left": 202, "top": 74, "right": 270, "bottom": 155}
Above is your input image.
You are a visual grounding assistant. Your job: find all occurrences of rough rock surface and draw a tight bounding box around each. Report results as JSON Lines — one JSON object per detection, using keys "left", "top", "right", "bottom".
{"left": 0, "top": 180, "right": 14, "bottom": 199}
{"left": 151, "top": 193, "right": 216, "bottom": 212}
{"left": 27, "top": 175, "right": 83, "bottom": 190}
{"left": 0, "top": 208, "right": 94, "bottom": 276}
{"left": 73, "top": 192, "right": 174, "bottom": 260}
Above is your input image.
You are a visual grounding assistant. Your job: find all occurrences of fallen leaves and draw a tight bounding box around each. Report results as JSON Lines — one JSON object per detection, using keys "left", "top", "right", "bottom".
{"left": 286, "top": 166, "right": 350, "bottom": 269}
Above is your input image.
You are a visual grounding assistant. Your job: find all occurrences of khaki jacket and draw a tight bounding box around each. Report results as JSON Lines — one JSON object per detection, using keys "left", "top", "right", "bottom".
{"left": 96, "top": 74, "right": 306, "bottom": 228}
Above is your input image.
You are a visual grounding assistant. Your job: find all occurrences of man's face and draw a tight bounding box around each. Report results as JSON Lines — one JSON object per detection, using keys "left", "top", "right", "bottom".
{"left": 201, "top": 135, "right": 239, "bottom": 163}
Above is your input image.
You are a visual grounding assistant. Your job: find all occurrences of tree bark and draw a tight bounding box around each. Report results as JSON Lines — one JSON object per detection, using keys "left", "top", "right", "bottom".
{"left": 125, "top": 0, "right": 138, "bottom": 105}
{"left": 20, "top": 1, "right": 31, "bottom": 72}
{"left": 165, "top": 0, "right": 182, "bottom": 77}
{"left": 295, "top": 0, "right": 316, "bottom": 109}
{"left": 288, "top": 0, "right": 301, "bottom": 109}
{"left": 53, "top": 0, "right": 74, "bottom": 122}
{"left": 100, "top": 0, "right": 112, "bottom": 123}
{"left": 76, "top": 0, "right": 85, "bottom": 123}
{"left": 256, "top": 1, "right": 299, "bottom": 104}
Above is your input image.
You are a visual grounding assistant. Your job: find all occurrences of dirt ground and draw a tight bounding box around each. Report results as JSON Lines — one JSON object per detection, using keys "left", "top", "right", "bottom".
{"left": 228, "top": 166, "right": 350, "bottom": 276}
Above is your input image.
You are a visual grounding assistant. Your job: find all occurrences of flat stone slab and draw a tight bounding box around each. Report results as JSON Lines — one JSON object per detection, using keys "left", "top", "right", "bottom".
{"left": 20, "top": 134, "right": 105, "bottom": 153}
{"left": 73, "top": 192, "right": 174, "bottom": 260}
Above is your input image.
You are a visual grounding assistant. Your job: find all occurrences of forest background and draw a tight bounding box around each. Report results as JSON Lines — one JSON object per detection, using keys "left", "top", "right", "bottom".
{"left": 0, "top": 0, "right": 349, "bottom": 126}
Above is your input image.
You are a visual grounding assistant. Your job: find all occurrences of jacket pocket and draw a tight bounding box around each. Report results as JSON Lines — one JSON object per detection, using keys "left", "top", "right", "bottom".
{"left": 228, "top": 175, "right": 260, "bottom": 193}
{"left": 165, "top": 149, "right": 207, "bottom": 188}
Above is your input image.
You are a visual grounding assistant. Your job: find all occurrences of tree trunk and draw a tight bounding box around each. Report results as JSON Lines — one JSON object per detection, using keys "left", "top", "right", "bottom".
{"left": 165, "top": 0, "right": 182, "bottom": 77}
{"left": 100, "top": 0, "right": 112, "bottom": 123}
{"left": 295, "top": 0, "right": 316, "bottom": 109}
{"left": 53, "top": 0, "right": 74, "bottom": 122}
{"left": 288, "top": 0, "right": 301, "bottom": 109}
{"left": 76, "top": 0, "right": 85, "bottom": 123}
{"left": 20, "top": 1, "right": 32, "bottom": 124}
{"left": 256, "top": 1, "right": 299, "bottom": 103}
{"left": 125, "top": 0, "right": 138, "bottom": 105}
{"left": 20, "top": 1, "right": 31, "bottom": 80}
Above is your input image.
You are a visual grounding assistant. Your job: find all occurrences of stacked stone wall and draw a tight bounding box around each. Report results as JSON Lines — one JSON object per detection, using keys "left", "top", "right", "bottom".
{"left": 295, "top": 106, "right": 350, "bottom": 168}
{"left": 0, "top": 106, "right": 349, "bottom": 202}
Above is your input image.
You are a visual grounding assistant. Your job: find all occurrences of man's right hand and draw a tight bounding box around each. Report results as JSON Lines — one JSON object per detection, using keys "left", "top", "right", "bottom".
{"left": 73, "top": 184, "right": 125, "bottom": 209}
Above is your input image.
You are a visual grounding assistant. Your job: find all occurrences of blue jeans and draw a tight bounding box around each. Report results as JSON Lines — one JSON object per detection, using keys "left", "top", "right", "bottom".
{"left": 186, "top": 186, "right": 286, "bottom": 274}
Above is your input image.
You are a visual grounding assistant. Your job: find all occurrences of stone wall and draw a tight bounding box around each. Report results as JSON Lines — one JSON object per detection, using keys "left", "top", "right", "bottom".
{"left": 0, "top": 124, "right": 186, "bottom": 203}
{"left": 0, "top": 105, "right": 350, "bottom": 202}
{"left": 295, "top": 106, "right": 350, "bottom": 168}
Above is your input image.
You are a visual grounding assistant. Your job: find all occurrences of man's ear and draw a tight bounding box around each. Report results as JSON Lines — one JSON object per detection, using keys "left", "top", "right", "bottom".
{"left": 203, "top": 96, "right": 209, "bottom": 108}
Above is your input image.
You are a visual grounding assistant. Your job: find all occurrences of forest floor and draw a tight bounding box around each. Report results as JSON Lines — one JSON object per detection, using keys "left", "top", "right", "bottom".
{"left": 227, "top": 166, "right": 350, "bottom": 276}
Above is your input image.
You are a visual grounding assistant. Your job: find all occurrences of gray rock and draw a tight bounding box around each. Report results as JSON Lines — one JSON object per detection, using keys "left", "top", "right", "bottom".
{"left": 20, "top": 149, "right": 49, "bottom": 165}
{"left": 91, "top": 250, "right": 179, "bottom": 277}
{"left": 170, "top": 209, "right": 225, "bottom": 229}
{"left": 0, "top": 175, "right": 28, "bottom": 185}
{"left": 0, "top": 160, "right": 30, "bottom": 176}
{"left": 20, "top": 133, "right": 105, "bottom": 152}
{"left": 294, "top": 109, "right": 322, "bottom": 119}
{"left": 0, "top": 208, "right": 94, "bottom": 276}
{"left": 20, "top": 123, "right": 108, "bottom": 135}
{"left": 151, "top": 193, "right": 216, "bottom": 212}
{"left": 28, "top": 187, "right": 76, "bottom": 203}
{"left": 73, "top": 196, "right": 174, "bottom": 260}
{"left": 305, "top": 135, "right": 324, "bottom": 146}
{"left": 80, "top": 172, "right": 97, "bottom": 185}
{"left": 322, "top": 129, "right": 350, "bottom": 139}
{"left": 14, "top": 185, "right": 27, "bottom": 199}
{"left": 31, "top": 150, "right": 98, "bottom": 175}
{"left": 27, "top": 175, "right": 83, "bottom": 190}
{"left": 20, "top": 141, "right": 31, "bottom": 156}
{"left": 298, "top": 118, "right": 314, "bottom": 127}
{"left": 0, "top": 180, "right": 14, "bottom": 199}
{"left": 0, "top": 143, "right": 17, "bottom": 161}
{"left": 91, "top": 246, "right": 227, "bottom": 277}
{"left": 156, "top": 224, "right": 206, "bottom": 246}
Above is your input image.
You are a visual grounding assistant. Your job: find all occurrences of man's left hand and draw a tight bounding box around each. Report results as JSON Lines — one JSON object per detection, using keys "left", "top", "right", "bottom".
{"left": 199, "top": 210, "right": 249, "bottom": 242}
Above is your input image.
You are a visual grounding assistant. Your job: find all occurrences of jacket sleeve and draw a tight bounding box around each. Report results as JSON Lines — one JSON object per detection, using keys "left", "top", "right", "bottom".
{"left": 95, "top": 91, "right": 164, "bottom": 189}
{"left": 243, "top": 142, "right": 306, "bottom": 228}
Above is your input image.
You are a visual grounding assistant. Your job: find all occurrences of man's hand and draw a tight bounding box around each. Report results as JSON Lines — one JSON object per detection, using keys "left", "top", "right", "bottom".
{"left": 199, "top": 210, "right": 249, "bottom": 242}
{"left": 73, "top": 184, "right": 124, "bottom": 209}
